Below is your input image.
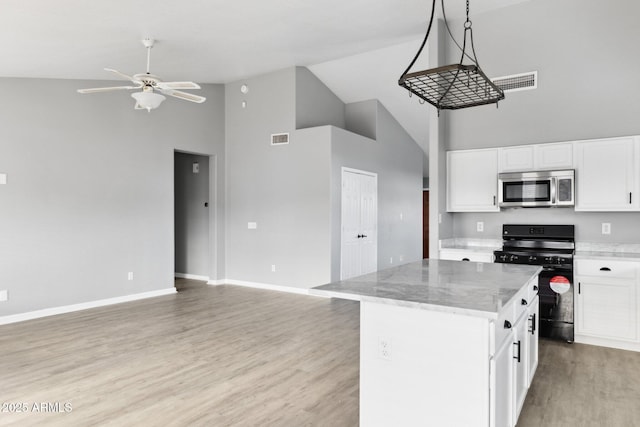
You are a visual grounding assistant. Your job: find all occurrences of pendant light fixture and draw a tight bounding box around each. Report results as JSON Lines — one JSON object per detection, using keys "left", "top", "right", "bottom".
{"left": 398, "top": 0, "right": 504, "bottom": 112}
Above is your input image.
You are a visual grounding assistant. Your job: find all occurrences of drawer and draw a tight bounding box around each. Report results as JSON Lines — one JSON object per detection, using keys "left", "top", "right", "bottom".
{"left": 575, "top": 259, "right": 638, "bottom": 279}
{"left": 439, "top": 249, "right": 494, "bottom": 263}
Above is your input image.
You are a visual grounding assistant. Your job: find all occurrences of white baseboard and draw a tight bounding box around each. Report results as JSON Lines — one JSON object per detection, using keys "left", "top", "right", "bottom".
{"left": 0, "top": 288, "right": 177, "bottom": 326}
{"left": 174, "top": 273, "right": 210, "bottom": 281}
{"left": 575, "top": 334, "right": 640, "bottom": 353}
{"left": 208, "top": 279, "right": 313, "bottom": 296}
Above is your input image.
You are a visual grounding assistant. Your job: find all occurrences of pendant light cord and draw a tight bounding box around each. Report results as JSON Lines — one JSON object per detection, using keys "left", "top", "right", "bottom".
{"left": 399, "top": 0, "right": 436, "bottom": 79}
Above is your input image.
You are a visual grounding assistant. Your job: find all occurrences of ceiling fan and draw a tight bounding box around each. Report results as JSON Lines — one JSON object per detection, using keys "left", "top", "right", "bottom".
{"left": 77, "top": 38, "right": 206, "bottom": 111}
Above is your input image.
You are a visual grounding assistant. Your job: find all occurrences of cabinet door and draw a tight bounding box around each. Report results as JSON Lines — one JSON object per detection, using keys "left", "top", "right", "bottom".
{"left": 447, "top": 149, "right": 499, "bottom": 212}
{"left": 576, "top": 277, "right": 638, "bottom": 341}
{"left": 534, "top": 142, "right": 574, "bottom": 170}
{"left": 575, "top": 137, "right": 640, "bottom": 211}
{"left": 491, "top": 333, "right": 514, "bottom": 427}
{"left": 513, "top": 313, "right": 529, "bottom": 423}
{"left": 499, "top": 146, "right": 534, "bottom": 172}
{"left": 527, "top": 296, "right": 539, "bottom": 387}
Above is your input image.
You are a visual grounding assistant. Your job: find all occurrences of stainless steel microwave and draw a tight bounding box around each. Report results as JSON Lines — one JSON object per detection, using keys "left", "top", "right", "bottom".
{"left": 498, "top": 170, "right": 575, "bottom": 208}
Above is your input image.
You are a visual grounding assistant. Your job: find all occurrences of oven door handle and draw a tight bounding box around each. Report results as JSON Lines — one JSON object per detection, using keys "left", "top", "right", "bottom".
{"left": 551, "top": 177, "right": 557, "bottom": 204}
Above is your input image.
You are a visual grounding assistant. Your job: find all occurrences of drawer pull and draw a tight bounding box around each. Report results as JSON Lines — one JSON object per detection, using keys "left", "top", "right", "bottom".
{"left": 504, "top": 320, "right": 512, "bottom": 329}
{"left": 513, "top": 341, "right": 521, "bottom": 363}
{"left": 521, "top": 299, "right": 528, "bottom": 306}
{"left": 533, "top": 285, "right": 538, "bottom": 291}
{"left": 599, "top": 267, "right": 611, "bottom": 271}
{"left": 462, "top": 258, "right": 470, "bottom": 261}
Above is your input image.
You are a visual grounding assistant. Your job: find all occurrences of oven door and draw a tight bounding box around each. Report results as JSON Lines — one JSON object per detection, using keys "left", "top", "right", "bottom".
{"left": 538, "top": 267, "right": 574, "bottom": 342}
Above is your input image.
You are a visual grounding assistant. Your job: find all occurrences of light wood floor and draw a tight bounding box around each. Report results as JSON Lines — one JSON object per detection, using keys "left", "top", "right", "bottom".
{"left": 1, "top": 280, "right": 639, "bottom": 426}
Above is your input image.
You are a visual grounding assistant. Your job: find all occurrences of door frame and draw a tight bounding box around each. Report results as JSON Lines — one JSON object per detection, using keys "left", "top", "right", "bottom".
{"left": 340, "top": 167, "right": 378, "bottom": 280}
{"left": 173, "top": 150, "right": 219, "bottom": 284}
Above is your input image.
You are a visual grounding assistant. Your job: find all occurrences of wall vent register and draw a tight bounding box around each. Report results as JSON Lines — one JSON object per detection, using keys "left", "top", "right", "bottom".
{"left": 271, "top": 133, "right": 290, "bottom": 145}
{"left": 492, "top": 71, "right": 538, "bottom": 93}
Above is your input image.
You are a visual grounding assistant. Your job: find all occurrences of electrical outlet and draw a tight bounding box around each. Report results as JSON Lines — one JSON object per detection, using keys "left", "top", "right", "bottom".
{"left": 477, "top": 221, "right": 484, "bottom": 232}
{"left": 271, "top": 265, "right": 276, "bottom": 272}
{"left": 390, "top": 257, "right": 393, "bottom": 264}
{"left": 0, "top": 173, "right": 6, "bottom": 185}
{"left": 248, "top": 222, "right": 257, "bottom": 229}
{"left": 192, "top": 163, "right": 199, "bottom": 174}
{"left": 602, "top": 223, "right": 611, "bottom": 235}
{"left": 379, "top": 337, "right": 392, "bottom": 361}
{"left": 400, "top": 212, "right": 404, "bottom": 221}
{"left": 399, "top": 255, "right": 404, "bottom": 262}
{"left": 127, "top": 272, "right": 134, "bottom": 281}
{"left": 0, "top": 290, "right": 7, "bottom": 302}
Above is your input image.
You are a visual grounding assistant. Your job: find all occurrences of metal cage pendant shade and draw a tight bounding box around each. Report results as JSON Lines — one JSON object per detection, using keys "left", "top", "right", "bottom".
{"left": 398, "top": 0, "right": 504, "bottom": 112}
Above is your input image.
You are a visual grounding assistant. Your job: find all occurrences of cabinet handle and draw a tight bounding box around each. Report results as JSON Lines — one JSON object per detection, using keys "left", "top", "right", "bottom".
{"left": 578, "top": 282, "right": 581, "bottom": 294}
{"left": 504, "top": 320, "right": 512, "bottom": 329}
{"left": 462, "top": 258, "right": 470, "bottom": 261}
{"left": 513, "top": 341, "right": 521, "bottom": 362}
{"left": 493, "top": 195, "right": 497, "bottom": 206}
{"left": 529, "top": 313, "right": 536, "bottom": 335}
{"left": 521, "top": 299, "right": 528, "bottom": 306}
{"left": 599, "top": 267, "right": 611, "bottom": 271}
{"left": 630, "top": 192, "right": 633, "bottom": 204}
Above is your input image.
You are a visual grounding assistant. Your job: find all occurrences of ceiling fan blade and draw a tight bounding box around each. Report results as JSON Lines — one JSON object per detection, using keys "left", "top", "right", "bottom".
{"left": 162, "top": 90, "right": 206, "bottom": 103}
{"left": 157, "top": 81, "right": 201, "bottom": 90}
{"left": 104, "top": 68, "right": 138, "bottom": 82}
{"left": 77, "top": 86, "right": 141, "bottom": 94}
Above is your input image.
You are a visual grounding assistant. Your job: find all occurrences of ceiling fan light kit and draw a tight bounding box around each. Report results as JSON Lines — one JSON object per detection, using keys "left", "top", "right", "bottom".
{"left": 77, "top": 38, "right": 206, "bottom": 111}
{"left": 398, "top": 0, "right": 504, "bottom": 112}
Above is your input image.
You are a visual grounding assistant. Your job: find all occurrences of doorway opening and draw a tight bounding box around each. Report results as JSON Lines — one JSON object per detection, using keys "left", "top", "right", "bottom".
{"left": 174, "top": 151, "right": 215, "bottom": 288}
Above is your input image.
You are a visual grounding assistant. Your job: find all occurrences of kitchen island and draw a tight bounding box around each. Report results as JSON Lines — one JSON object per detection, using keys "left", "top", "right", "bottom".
{"left": 311, "top": 259, "right": 541, "bottom": 427}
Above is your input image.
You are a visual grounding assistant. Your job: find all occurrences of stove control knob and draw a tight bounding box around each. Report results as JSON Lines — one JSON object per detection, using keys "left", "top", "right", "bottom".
{"left": 544, "top": 257, "right": 552, "bottom": 264}
{"left": 528, "top": 256, "right": 537, "bottom": 263}
{"left": 510, "top": 255, "right": 518, "bottom": 262}
{"left": 500, "top": 254, "right": 508, "bottom": 262}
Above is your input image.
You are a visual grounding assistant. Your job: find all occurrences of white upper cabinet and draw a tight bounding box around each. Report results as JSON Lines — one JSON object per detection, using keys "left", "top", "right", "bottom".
{"left": 534, "top": 142, "right": 574, "bottom": 170}
{"left": 499, "top": 146, "right": 534, "bottom": 172}
{"left": 575, "top": 136, "right": 640, "bottom": 211}
{"left": 498, "top": 142, "right": 574, "bottom": 172}
{"left": 447, "top": 149, "right": 499, "bottom": 212}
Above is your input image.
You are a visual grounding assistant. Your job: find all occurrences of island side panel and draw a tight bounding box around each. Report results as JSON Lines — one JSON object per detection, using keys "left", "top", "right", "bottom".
{"left": 360, "top": 300, "right": 492, "bottom": 427}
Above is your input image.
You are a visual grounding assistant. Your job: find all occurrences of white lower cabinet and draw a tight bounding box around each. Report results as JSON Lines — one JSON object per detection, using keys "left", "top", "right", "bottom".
{"left": 513, "top": 309, "right": 529, "bottom": 422}
{"left": 527, "top": 296, "right": 539, "bottom": 387}
{"left": 575, "top": 258, "right": 640, "bottom": 351}
{"left": 491, "top": 334, "right": 514, "bottom": 427}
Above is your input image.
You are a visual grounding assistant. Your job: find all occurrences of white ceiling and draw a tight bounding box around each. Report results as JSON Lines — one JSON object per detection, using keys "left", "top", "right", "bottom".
{"left": 0, "top": 0, "right": 529, "bottom": 167}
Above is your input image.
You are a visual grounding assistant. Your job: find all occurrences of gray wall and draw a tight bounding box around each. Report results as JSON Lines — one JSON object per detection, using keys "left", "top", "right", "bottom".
{"left": 0, "top": 78, "right": 225, "bottom": 316}
{"left": 345, "top": 101, "right": 377, "bottom": 140}
{"left": 445, "top": 0, "right": 640, "bottom": 149}
{"left": 225, "top": 68, "right": 333, "bottom": 288}
{"left": 295, "top": 66, "right": 346, "bottom": 130}
{"left": 441, "top": 0, "right": 640, "bottom": 244}
{"left": 331, "top": 100, "right": 423, "bottom": 281}
{"left": 174, "top": 152, "right": 210, "bottom": 277}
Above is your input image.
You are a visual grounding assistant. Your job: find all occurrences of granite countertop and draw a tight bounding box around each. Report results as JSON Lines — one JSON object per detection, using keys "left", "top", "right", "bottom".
{"left": 311, "top": 260, "right": 541, "bottom": 319}
{"left": 575, "top": 243, "right": 640, "bottom": 262}
{"left": 575, "top": 251, "right": 640, "bottom": 262}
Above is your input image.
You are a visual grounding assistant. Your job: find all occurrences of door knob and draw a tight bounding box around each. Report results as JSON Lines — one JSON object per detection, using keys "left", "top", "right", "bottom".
{"left": 357, "top": 234, "right": 362, "bottom": 238}
{"left": 362, "top": 234, "right": 367, "bottom": 238}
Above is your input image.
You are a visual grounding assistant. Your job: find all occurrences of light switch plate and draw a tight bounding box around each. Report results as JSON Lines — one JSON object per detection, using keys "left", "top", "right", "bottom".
{"left": 0, "top": 290, "right": 7, "bottom": 302}
{"left": 602, "top": 223, "right": 611, "bottom": 235}
{"left": 477, "top": 221, "right": 484, "bottom": 232}
{"left": 248, "top": 222, "right": 257, "bottom": 229}
{"left": 192, "top": 163, "right": 199, "bottom": 174}
{"left": 0, "top": 173, "right": 6, "bottom": 185}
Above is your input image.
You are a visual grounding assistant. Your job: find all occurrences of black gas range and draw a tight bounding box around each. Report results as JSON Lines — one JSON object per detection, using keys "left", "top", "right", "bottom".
{"left": 494, "top": 224, "right": 575, "bottom": 342}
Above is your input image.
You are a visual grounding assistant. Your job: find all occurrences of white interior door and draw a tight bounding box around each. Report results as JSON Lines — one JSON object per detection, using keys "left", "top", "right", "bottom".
{"left": 341, "top": 169, "right": 378, "bottom": 280}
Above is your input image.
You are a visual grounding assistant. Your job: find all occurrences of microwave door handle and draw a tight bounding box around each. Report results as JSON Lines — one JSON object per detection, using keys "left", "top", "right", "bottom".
{"left": 551, "top": 177, "right": 557, "bottom": 204}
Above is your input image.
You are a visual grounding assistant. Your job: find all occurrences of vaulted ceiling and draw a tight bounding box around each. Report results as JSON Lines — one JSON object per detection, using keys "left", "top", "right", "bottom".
{"left": 0, "top": 0, "right": 529, "bottom": 174}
